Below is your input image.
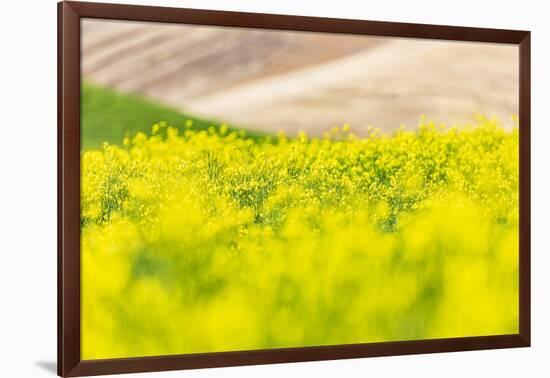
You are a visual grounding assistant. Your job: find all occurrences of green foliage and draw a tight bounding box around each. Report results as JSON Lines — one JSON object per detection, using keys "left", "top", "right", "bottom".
{"left": 81, "top": 82, "right": 266, "bottom": 150}
{"left": 81, "top": 118, "right": 519, "bottom": 359}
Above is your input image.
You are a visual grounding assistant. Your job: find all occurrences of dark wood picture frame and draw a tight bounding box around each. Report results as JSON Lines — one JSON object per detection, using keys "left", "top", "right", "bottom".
{"left": 58, "top": 1, "right": 531, "bottom": 376}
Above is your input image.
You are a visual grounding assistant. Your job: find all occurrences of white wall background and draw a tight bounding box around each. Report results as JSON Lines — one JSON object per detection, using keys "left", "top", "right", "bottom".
{"left": 0, "top": 0, "right": 548, "bottom": 376}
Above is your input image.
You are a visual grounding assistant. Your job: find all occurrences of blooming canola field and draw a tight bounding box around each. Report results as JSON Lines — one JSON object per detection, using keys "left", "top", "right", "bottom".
{"left": 81, "top": 118, "right": 519, "bottom": 359}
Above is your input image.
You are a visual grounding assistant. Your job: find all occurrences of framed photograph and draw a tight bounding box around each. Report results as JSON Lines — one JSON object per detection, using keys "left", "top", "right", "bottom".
{"left": 58, "top": 1, "right": 530, "bottom": 376}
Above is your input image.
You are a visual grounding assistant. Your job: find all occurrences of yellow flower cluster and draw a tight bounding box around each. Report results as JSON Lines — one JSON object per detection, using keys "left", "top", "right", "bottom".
{"left": 81, "top": 118, "right": 519, "bottom": 359}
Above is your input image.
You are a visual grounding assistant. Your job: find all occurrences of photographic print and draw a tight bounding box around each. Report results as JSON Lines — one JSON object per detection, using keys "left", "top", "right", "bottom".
{"left": 73, "top": 10, "right": 524, "bottom": 365}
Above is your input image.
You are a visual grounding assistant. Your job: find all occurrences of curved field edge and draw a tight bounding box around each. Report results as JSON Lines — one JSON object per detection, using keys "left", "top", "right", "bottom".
{"left": 81, "top": 82, "right": 267, "bottom": 150}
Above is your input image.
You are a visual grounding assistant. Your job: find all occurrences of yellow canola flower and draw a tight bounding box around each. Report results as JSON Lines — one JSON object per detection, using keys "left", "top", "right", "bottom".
{"left": 81, "top": 118, "right": 519, "bottom": 360}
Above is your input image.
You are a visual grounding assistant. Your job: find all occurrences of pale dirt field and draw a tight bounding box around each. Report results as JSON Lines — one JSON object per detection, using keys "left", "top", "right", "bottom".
{"left": 82, "top": 19, "right": 519, "bottom": 135}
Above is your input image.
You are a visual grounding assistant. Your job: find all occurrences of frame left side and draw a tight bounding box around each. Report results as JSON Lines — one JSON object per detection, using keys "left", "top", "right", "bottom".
{"left": 58, "top": 2, "right": 82, "bottom": 376}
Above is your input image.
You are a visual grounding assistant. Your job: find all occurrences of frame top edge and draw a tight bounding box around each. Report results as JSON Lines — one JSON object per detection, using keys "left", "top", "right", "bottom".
{"left": 61, "top": 1, "right": 529, "bottom": 44}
